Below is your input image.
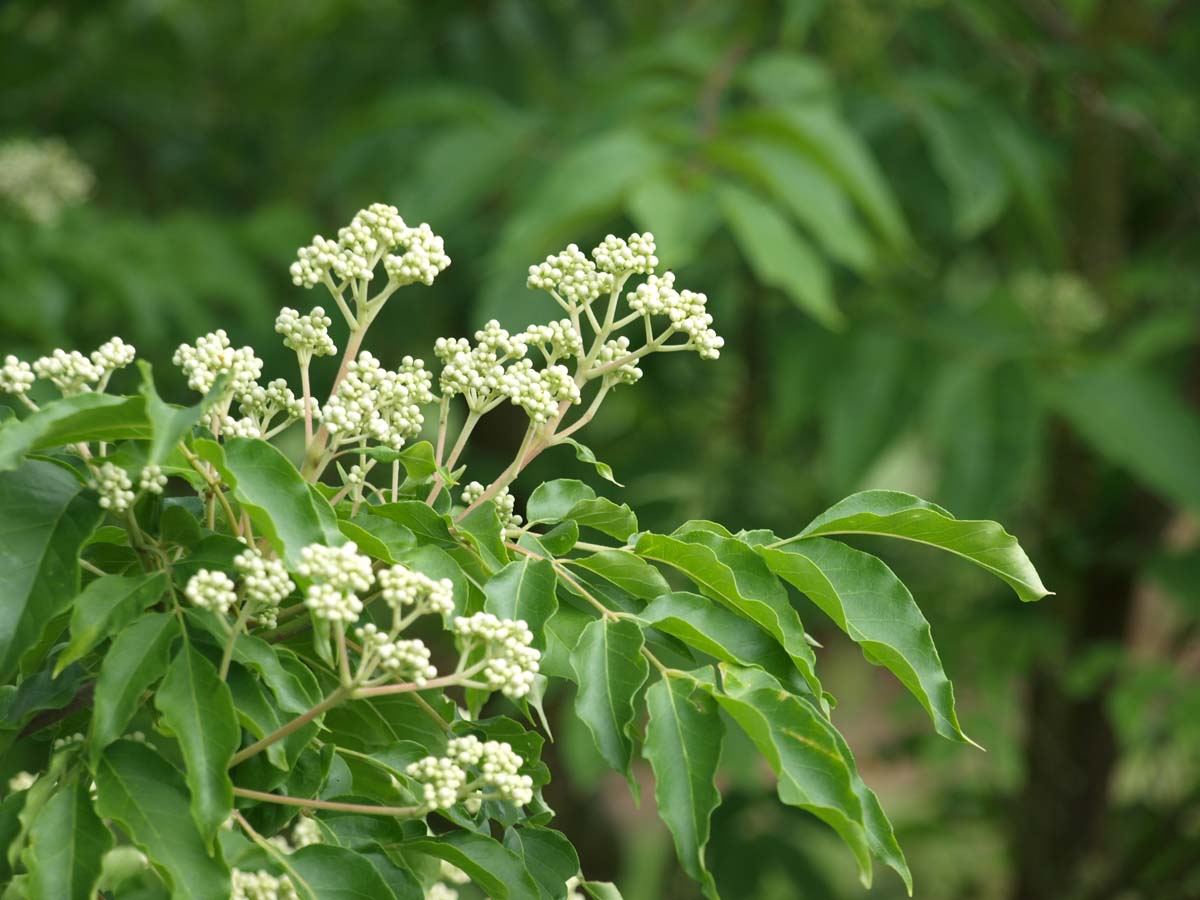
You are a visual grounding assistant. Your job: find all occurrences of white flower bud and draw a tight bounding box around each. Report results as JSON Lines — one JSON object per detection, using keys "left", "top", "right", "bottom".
{"left": 90, "top": 462, "right": 135, "bottom": 512}
{"left": 453, "top": 613, "right": 541, "bottom": 699}
{"left": 0, "top": 355, "right": 34, "bottom": 396}
{"left": 275, "top": 306, "right": 337, "bottom": 358}
{"left": 184, "top": 569, "right": 237, "bottom": 615}
{"left": 138, "top": 464, "right": 168, "bottom": 495}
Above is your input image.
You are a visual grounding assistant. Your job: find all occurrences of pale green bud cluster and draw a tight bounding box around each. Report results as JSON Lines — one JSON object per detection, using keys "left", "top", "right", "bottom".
{"left": 566, "top": 876, "right": 586, "bottom": 900}
{"left": 518, "top": 319, "right": 584, "bottom": 362}
{"left": 498, "top": 359, "right": 580, "bottom": 424}
{"left": 172, "top": 329, "right": 263, "bottom": 400}
{"left": 0, "top": 356, "right": 34, "bottom": 396}
{"left": 239, "top": 378, "right": 304, "bottom": 427}
{"left": 453, "top": 612, "right": 540, "bottom": 698}
{"left": 595, "top": 336, "right": 643, "bottom": 384}
{"left": 231, "top": 869, "right": 300, "bottom": 900}
{"left": 6, "top": 772, "right": 37, "bottom": 794}
{"left": 426, "top": 885, "right": 459, "bottom": 900}
{"left": 355, "top": 623, "right": 437, "bottom": 685}
{"left": 527, "top": 244, "right": 614, "bottom": 305}
{"left": 382, "top": 221, "right": 452, "bottom": 287}
{"left": 377, "top": 564, "right": 454, "bottom": 616}
{"left": 291, "top": 815, "right": 322, "bottom": 849}
{"left": 234, "top": 547, "right": 294, "bottom": 629}
{"left": 184, "top": 569, "right": 238, "bottom": 615}
{"left": 406, "top": 735, "right": 533, "bottom": 812}
{"left": 322, "top": 351, "right": 433, "bottom": 450}
{"left": 461, "top": 481, "right": 522, "bottom": 531}
{"left": 435, "top": 320, "right": 526, "bottom": 411}
{"left": 90, "top": 462, "right": 135, "bottom": 512}
{"left": 139, "top": 464, "right": 167, "bottom": 494}
{"left": 32, "top": 349, "right": 102, "bottom": 394}
{"left": 626, "top": 272, "right": 723, "bottom": 360}
{"left": 0, "top": 137, "right": 93, "bottom": 224}
{"left": 297, "top": 541, "right": 374, "bottom": 622}
{"left": 275, "top": 306, "right": 337, "bottom": 358}
{"left": 591, "top": 232, "right": 658, "bottom": 275}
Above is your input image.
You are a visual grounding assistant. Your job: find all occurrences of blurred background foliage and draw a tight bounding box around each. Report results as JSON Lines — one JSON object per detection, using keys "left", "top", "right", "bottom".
{"left": 3, "top": 0, "right": 1200, "bottom": 897}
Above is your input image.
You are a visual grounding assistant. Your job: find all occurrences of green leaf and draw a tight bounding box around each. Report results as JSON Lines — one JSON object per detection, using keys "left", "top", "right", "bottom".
{"left": 794, "top": 490, "right": 1050, "bottom": 601}
{"left": 457, "top": 502, "right": 510, "bottom": 570}
{"left": 558, "top": 437, "right": 621, "bottom": 486}
{"left": 402, "top": 830, "right": 540, "bottom": 899}
{"left": 570, "top": 618, "right": 649, "bottom": 790}
{"left": 94, "top": 741, "right": 230, "bottom": 900}
{"left": 643, "top": 671, "right": 724, "bottom": 899}
{"left": 720, "top": 664, "right": 911, "bottom": 894}
{"left": 503, "top": 826, "right": 580, "bottom": 900}
{"left": 541, "top": 605, "right": 593, "bottom": 681}
{"left": 711, "top": 666, "right": 874, "bottom": 888}
{"left": 527, "top": 479, "right": 637, "bottom": 541}
{"left": 154, "top": 643, "right": 239, "bottom": 844}
{"left": 758, "top": 537, "right": 970, "bottom": 744}
{"left": 196, "top": 437, "right": 343, "bottom": 567}
{"left": 139, "top": 361, "right": 215, "bottom": 468}
{"left": 638, "top": 592, "right": 798, "bottom": 689}
{"left": 635, "top": 532, "right": 821, "bottom": 697}
{"left": 0, "top": 663, "right": 86, "bottom": 734}
{"left": 357, "top": 440, "right": 438, "bottom": 479}
{"left": 373, "top": 501, "right": 456, "bottom": 546}
{"left": 55, "top": 572, "right": 166, "bottom": 674}
{"left": 1047, "top": 364, "right": 1200, "bottom": 514}
{"left": 484, "top": 558, "right": 558, "bottom": 650}
{"left": 22, "top": 777, "right": 112, "bottom": 900}
{"left": 90, "top": 612, "right": 178, "bottom": 766}
{"left": 0, "top": 459, "right": 103, "bottom": 680}
{"left": 0, "top": 394, "right": 149, "bottom": 471}
{"left": 626, "top": 173, "right": 720, "bottom": 267}
{"left": 288, "top": 843, "right": 400, "bottom": 900}
{"left": 718, "top": 183, "right": 840, "bottom": 328}
{"left": 566, "top": 550, "right": 670, "bottom": 600}
{"left": 582, "top": 882, "right": 625, "bottom": 900}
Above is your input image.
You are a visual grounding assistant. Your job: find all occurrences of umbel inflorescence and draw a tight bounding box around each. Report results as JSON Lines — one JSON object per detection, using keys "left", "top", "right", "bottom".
{"left": 0, "top": 203, "right": 724, "bottom": 900}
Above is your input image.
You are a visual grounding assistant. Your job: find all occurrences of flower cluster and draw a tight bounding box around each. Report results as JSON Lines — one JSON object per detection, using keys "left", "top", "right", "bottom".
{"left": 454, "top": 612, "right": 540, "bottom": 698}
{"left": 461, "top": 481, "right": 522, "bottom": 531}
{"left": 527, "top": 244, "right": 614, "bottom": 306}
{"left": 434, "top": 320, "right": 525, "bottom": 411}
{"left": 594, "top": 336, "right": 643, "bottom": 385}
{"left": 497, "top": 359, "right": 580, "bottom": 424}
{"left": 377, "top": 564, "right": 454, "bottom": 617}
{"left": 0, "top": 356, "right": 34, "bottom": 397}
{"left": 322, "top": 352, "right": 433, "bottom": 449}
{"left": 291, "top": 204, "right": 449, "bottom": 290}
{"left": 234, "top": 547, "right": 295, "bottom": 629}
{"left": 519, "top": 319, "right": 584, "bottom": 362}
{"left": 139, "top": 464, "right": 167, "bottom": 494}
{"left": 275, "top": 306, "right": 337, "bottom": 359}
{"left": 0, "top": 137, "right": 93, "bottom": 224}
{"left": 90, "top": 462, "right": 135, "bottom": 512}
{"left": 291, "top": 815, "right": 322, "bottom": 849}
{"left": 184, "top": 569, "right": 238, "bottom": 616}
{"left": 237, "top": 378, "right": 305, "bottom": 435}
{"left": 172, "top": 330, "right": 263, "bottom": 400}
{"left": 406, "top": 735, "right": 533, "bottom": 812}
{"left": 28, "top": 336, "right": 136, "bottom": 396}
{"left": 591, "top": 232, "right": 658, "bottom": 276}
{"left": 626, "top": 272, "right": 724, "bottom": 360}
{"left": 231, "top": 869, "right": 300, "bottom": 900}
{"left": 355, "top": 623, "right": 437, "bottom": 685}
{"left": 297, "top": 542, "right": 374, "bottom": 622}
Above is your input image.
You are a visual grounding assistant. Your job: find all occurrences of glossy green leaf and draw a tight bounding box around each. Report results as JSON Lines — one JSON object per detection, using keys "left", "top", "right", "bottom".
{"left": 527, "top": 479, "right": 637, "bottom": 541}
{"left": 23, "top": 776, "right": 112, "bottom": 900}
{"left": 635, "top": 531, "right": 821, "bottom": 696}
{"left": 718, "top": 183, "right": 840, "bottom": 328}
{"left": 56, "top": 572, "right": 166, "bottom": 674}
{"left": 154, "top": 643, "right": 239, "bottom": 843}
{"left": 793, "top": 490, "right": 1050, "bottom": 601}
{"left": 570, "top": 618, "right": 649, "bottom": 788}
{"left": 758, "top": 537, "right": 970, "bottom": 743}
{"left": 458, "top": 501, "right": 510, "bottom": 570}
{"left": 559, "top": 437, "right": 621, "bottom": 485}
{"left": 638, "top": 591, "right": 797, "bottom": 688}
{"left": 643, "top": 671, "right": 724, "bottom": 898}
{"left": 503, "top": 826, "right": 580, "bottom": 900}
{"left": 0, "top": 459, "right": 103, "bottom": 681}
{"left": 402, "top": 830, "right": 540, "bottom": 899}
{"left": 0, "top": 394, "right": 149, "bottom": 471}
{"left": 94, "top": 741, "right": 230, "bottom": 900}
{"left": 90, "top": 612, "right": 178, "bottom": 765}
{"left": 541, "top": 605, "right": 593, "bottom": 681}
{"left": 566, "top": 549, "right": 670, "bottom": 601}
{"left": 373, "top": 501, "right": 456, "bottom": 546}
{"left": 139, "top": 361, "right": 216, "bottom": 467}
{"left": 288, "top": 843, "right": 399, "bottom": 900}
{"left": 196, "top": 437, "right": 344, "bottom": 567}
{"left": 484, "top": 557, "right": 558, "bottom": 650}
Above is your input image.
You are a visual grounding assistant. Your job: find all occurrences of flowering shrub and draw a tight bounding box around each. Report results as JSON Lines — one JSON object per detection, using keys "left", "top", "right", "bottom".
{"left": 0, "top": 205, "right": 1049, "bottom": 899}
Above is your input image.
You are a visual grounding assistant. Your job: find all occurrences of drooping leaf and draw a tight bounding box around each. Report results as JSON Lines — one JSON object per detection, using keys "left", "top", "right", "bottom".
{"left": 566, "top": 550, "right": 670, "bottom": 601}
{"left": 196, "top": 437, "right": 344, "bottom": 567}
{"left": 793, "top": 490, "right": 1050, "bottom": 601}
{"left": 718, "top": 183, "right": 840, "bottom": 328}
{"left": 570, "top": 618, "right": 649, "bottom": 790}
{"left": 558, "top": 437, "right": 622, "bottom": 486}
{"left": 541, "top": 605, "right": 593, "bottom": 682}
{"left": 484, "top": 558, "right": 558, "bottom": 650}
{"left": 139, "top": 361, "right": 217, "bottom": 467}
{"left": 527, "top": 479, "right": 637, "bottom": 541}
{"left": 90, "top": 612, "right": 178, "bottom": 766}
{"left": 402, "top": 830, "right": 540, "bottom": 899}
{"left": 0, "top": 394, "right": 149, "bottom": 471}
{"left": 373, "top": 501, "right": 456, "bottom": 546}
{"left": 0, "top": 459, "right": 102, "bottom": 681}
{"left": 154, "top": 643, "right": 240, "bottom": 844}
{"left": 643, "top": 671, "right": 724, "bottom": 898}
{"left": 55, "top": 572, "right": 166, "bottom": 674}
{"left": 22, "top": 776, "right": 112, "bottom": 900}
{"left": 758, "top": 537, "right": 970, "bottom": 744}
{"left": 635, "top": 531, "right": 821, "bottom": 697}
{"left": 503, "top": 826, "right": 581, "bottom": 900}
{"left": 94, "top": 741, "right": 230, "bottom": 900}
